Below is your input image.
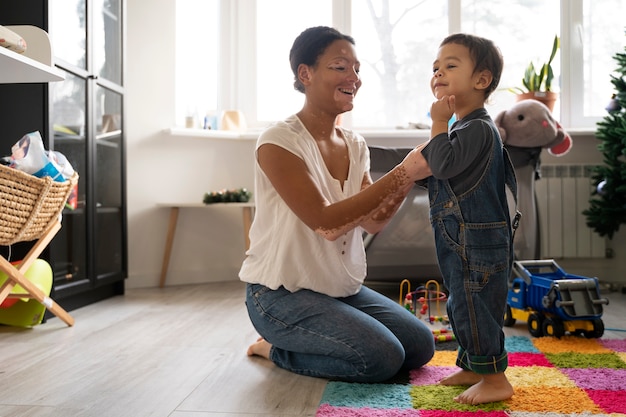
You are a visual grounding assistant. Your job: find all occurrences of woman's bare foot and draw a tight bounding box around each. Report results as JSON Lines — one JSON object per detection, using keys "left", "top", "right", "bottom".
{"left": 454, "top": 372, "right": 514, "bottom": 405}
{"left": 439, "top": 369, "right": 482, "bottom": 386}
{"left": 246, "top": 337, "right": 272, "bottom": 359}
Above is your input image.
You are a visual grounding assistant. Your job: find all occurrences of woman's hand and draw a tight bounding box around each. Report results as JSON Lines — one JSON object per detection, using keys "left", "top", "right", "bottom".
{"left": 400, "top": 144, "right": 432, "bottom": 182}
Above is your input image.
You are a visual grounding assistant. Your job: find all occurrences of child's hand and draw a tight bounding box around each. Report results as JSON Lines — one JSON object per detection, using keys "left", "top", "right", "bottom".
{"left": 430, "top": 95, "right": 455, "bottom": 123}
{"left": 430, "top": 95, "right": 455, "bottom": 137}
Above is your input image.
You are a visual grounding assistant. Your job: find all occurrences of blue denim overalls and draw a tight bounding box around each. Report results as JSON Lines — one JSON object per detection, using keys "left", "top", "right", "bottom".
{"left": 427, "top": 118, "right": 518, "bottom": 375}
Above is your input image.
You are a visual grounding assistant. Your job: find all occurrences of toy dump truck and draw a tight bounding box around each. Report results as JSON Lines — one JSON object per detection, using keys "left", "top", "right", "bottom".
{"left": 504, "top": 259, "right": 609, "bottom": 338}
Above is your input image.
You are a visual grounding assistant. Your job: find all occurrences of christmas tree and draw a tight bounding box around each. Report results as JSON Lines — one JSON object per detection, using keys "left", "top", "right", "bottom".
{"left": 583, "top": 32, "right": 626, "bottom": 239}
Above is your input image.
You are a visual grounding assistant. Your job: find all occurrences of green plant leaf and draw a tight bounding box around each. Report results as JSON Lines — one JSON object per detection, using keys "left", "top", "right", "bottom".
{"left": 517, "top": 34, "right": 560, "bottom": 93}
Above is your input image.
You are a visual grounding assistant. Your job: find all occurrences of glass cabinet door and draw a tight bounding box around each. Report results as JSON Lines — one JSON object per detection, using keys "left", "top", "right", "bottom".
{"left": 49, "top": 72, "right": 89, "bottom": 289}
{"left": 47, "top": 0, "right": 125, "bottom": 299}
{"left": 94, "top": 85, "right": 124, "bottom": 279}
{"left": 94, "top": 0, "right": 123, "bottom": 84}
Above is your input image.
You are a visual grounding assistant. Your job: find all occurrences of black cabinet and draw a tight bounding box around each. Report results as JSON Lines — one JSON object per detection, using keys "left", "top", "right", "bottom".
{"left": 0, "top": 0, "right": 127, "bottom": 311}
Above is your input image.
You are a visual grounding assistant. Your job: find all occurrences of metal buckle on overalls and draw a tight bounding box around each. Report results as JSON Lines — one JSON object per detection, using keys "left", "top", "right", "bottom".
{"left": 512, "top": 210, "right": 522, "bottom": 230}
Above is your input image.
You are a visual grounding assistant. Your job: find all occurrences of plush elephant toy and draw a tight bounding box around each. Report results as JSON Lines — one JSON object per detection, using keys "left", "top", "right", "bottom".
{"left": 495, "top": 99, "right": 572, "bottom": 166}
{"left": 494, "top": 99, "right": 572, "bottom": 260}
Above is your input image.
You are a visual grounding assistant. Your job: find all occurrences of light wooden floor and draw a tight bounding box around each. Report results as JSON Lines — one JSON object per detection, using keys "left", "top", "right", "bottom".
{"left": 0, "top": 279, "right": 624, "bottom": 417}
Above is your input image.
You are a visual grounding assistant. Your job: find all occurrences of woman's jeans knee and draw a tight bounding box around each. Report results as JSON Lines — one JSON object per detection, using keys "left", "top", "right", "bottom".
{"left": 245, "top": 283, "right": 434, "bottom": 382}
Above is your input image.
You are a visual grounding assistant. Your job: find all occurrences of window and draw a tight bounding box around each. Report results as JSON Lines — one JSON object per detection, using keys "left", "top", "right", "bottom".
{"left": 459, "top": 0, "right": 560, "bottom": 123}
{"left": 175, "top": 0, "right": 625, "bottom": 131}
{"left": 349, "top": 1, "right": 449, "bottom": 129}
{"left": 256, "top": 0, "right": 332, "bottom": 122}
{"left": 175, "top": 0, "right": 219, "bottom": 128}
{"left": 566, "top": 0, "right": 626, "bottom": 127}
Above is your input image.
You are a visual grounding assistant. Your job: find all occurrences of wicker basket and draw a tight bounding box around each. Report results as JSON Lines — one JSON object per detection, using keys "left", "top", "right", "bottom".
{"left": 0, "top": 164, "right": 78, "bottom": 246}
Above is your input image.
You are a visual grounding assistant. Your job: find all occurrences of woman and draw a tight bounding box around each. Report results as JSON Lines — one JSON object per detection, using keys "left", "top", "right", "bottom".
{"left": 240, "top": 26, "right": 434, "bottom": 383}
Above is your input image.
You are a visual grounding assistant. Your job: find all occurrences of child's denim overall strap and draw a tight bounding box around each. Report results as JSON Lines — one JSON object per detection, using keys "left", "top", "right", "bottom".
{"left": 427, "top": 122, "right": 517, "bottom": 375}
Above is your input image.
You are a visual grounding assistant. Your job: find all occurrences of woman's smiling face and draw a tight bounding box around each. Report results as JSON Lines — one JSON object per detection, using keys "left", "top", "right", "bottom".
{"left": 305, "top": 39, "right": 362, "bottom": 114}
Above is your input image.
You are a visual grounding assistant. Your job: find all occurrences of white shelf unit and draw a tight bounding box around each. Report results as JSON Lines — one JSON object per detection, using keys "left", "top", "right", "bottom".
{"left": 0, "top": 25, "right": 64, "bottom": 83}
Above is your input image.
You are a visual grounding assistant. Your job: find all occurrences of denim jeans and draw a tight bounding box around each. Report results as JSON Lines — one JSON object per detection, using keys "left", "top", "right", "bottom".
{"left": 245, "top": 283, "right": 435, "bottom": 382}
{"left": 433, "top": 214, "right": 511, "bottom": 374}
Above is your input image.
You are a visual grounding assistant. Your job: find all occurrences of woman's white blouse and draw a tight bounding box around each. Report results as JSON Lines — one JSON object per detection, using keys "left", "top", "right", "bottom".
{"left": 239, "top": 115, "right": 370, "bottom": 298}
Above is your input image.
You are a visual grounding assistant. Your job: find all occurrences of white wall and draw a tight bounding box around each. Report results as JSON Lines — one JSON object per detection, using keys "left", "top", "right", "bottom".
{"left": 126, "top": 0, "right": 255, "bottom": 288}
{"left": 126, "top": 0, "right": 625, "bottom": 289}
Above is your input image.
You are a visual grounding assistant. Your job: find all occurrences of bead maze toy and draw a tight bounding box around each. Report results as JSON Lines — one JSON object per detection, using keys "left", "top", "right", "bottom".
{"left": 400, "top": 279, "right": 455, "bottom": 342}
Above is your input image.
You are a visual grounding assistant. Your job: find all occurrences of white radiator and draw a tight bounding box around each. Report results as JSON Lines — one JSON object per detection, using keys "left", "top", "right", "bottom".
{"left": 535, "top": 165, "right": 606, "bottom": 258}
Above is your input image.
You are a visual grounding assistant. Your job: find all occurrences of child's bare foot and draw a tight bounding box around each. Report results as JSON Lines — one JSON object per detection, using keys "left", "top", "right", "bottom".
{"left": 247, "top": 337, "right": 272, "bottom": 359}
{"left": 439, "top": 369, "right": 482, "bottom": 386}
{"left": 454, "top": 372, "right": 514, "bottom": 405}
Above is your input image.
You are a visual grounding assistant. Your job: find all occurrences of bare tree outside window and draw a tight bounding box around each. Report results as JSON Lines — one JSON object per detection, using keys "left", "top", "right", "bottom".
{"left": 351, "top": 0, "right": 447, "bottom": 129}
{"left": 359, "top": 1, "right": 429, "bottom": 127}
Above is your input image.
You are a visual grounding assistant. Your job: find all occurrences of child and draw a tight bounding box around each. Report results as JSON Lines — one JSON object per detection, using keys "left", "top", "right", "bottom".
{"left": 420, "top": 33, "right": 519, "bottom": 404}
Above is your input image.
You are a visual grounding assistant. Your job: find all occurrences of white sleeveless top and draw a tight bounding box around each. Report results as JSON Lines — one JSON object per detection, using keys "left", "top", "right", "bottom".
{"left": 239, "top": 115, "right": 370, "bottom": 297}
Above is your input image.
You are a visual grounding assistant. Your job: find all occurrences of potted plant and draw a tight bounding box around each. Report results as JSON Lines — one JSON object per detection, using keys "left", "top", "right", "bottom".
{"left": 511, "top": 35, "right": 560, "bottom": 112}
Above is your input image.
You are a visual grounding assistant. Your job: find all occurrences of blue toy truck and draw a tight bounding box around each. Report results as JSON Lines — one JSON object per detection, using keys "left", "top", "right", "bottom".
{"left": 504, "top": 259, "right": 609, "bottom": 338}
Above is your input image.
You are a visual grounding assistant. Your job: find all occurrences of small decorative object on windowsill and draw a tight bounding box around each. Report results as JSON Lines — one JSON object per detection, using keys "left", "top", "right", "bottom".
{"left": 203, "top": 188, "right": 252, "bottom": 204}
{"left": 510, "top": 34, "right": 560, "bottom": 112}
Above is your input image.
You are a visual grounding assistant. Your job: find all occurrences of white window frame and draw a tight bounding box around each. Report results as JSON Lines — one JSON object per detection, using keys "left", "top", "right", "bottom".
{"left": 560, "top": 0, "right": 594, "bottom": 129}
{"left": 207, "top": 0, "right": 602, "bottom": 131}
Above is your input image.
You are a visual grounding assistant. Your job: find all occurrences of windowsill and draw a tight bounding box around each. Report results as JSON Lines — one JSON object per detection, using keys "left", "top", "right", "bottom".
{"left": 166, "top": 127, "right": 434, "bottom": 138}
{"left": 166, "top": 127, "right": 433, "bottom": 147}
{"left": 167, "top": 127, "right": 260, "bottom": 140}
{"left": 166, "top": 126, "right": 597, "bottom": 145}
{"left": 562, "top": 128, "right": 598, "bottom": 137}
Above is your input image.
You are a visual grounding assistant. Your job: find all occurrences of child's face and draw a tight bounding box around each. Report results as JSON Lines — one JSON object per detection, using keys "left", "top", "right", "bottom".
{"left": 431, "top": 43, "right": 477, "bottom": 100}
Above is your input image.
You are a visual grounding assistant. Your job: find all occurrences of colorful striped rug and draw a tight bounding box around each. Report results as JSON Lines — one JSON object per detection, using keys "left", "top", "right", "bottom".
{"left": 316, "top": 336, "right": 626, "bottom": 416}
